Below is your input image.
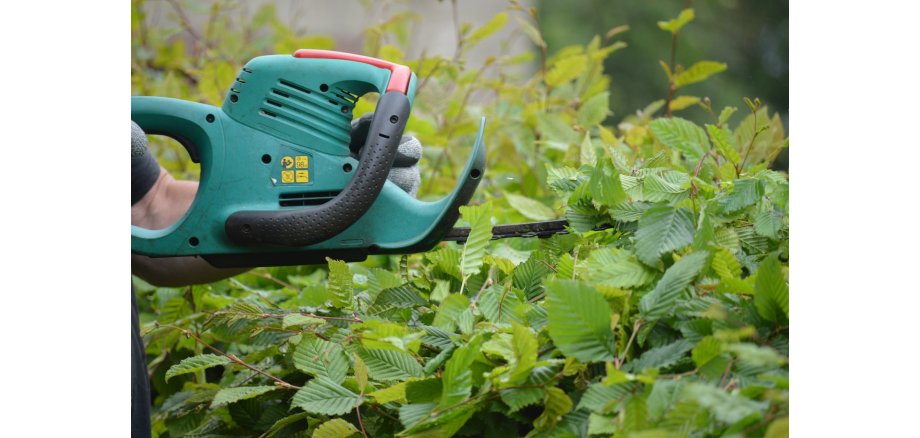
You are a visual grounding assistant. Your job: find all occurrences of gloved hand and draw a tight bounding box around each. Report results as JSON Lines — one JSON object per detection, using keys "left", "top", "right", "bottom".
{"left": 349, "top": 112, "right": 422, "bottom": 197}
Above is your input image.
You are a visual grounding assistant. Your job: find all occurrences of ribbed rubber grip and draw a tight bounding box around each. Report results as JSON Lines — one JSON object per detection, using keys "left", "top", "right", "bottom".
{"left": 224, "top": 91, "right": 410, "bottom": 247}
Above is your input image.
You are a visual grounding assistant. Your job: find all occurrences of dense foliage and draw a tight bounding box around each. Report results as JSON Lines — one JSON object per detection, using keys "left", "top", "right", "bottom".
{"left": 133, "top": 2, "right": 788, "bottom": 437}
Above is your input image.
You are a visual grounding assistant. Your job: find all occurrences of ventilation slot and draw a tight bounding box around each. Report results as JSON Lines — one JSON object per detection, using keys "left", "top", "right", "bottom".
{"left": 279, "top": 191, "right": 340, "bottom": 207}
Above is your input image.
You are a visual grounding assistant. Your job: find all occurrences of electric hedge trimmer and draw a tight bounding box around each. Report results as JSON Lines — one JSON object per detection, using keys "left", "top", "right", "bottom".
{"left": 131, "top": 50, "right": 609, "bottom": 267}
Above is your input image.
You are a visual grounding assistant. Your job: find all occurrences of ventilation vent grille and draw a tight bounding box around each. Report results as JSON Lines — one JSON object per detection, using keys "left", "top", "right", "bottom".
{"left": 259, "top": 80, "right": 358, "bottom": 145}
{"left": 279, "top": 191, "right": 340, "bottom": 207}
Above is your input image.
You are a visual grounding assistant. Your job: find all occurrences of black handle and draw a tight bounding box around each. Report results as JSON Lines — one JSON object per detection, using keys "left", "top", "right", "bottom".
{"left": 224, "top": 91, "right": 410, "bottom": 247}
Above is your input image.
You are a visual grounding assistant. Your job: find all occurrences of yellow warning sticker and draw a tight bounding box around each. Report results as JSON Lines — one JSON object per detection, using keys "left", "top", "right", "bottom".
{"left": 295, "top": 170, "right": 309, "bottom": 183}
{"left": 295, "top": 156, "right": 309, "bottom": 169}
{"left": 281, "top": 156, "right": 294, "bottom": 169}
{"left": 281, "top": 170, "right": 295, "bottom": 183}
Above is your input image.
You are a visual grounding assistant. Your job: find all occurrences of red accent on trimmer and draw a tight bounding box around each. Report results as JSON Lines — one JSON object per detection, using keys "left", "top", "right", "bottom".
{"left": 293, "top": 49, "right": 411, "bottom": 94}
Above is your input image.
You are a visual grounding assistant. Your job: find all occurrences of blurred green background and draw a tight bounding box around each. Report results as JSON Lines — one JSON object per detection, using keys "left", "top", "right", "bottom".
{"left": 538, "top": 0, "right": 788, "bottom": 126}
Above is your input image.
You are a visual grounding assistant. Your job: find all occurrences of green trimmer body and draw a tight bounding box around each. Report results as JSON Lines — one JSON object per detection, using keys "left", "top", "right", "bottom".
{"left": 131, "top": 50, "right": 486, "bottom": 267}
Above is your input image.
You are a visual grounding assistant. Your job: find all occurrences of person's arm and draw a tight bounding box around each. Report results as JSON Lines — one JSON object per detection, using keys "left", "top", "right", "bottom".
{"left": 131, "top": 121, "right": 247, "bottom": 287}
{"left": 131, "top": 167, "right": 248, "bottom": 287}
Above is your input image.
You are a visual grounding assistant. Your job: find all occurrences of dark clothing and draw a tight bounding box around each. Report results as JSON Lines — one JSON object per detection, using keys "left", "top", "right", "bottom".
{"left": 132, "top": 123, "right": 159, "bottom": 437}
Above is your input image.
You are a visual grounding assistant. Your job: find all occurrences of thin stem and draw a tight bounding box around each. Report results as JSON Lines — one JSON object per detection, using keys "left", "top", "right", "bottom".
{"left": 159, "top": 324, "right": 300, "bottom": 390}
{"left": 617, "top": 320, "right": 642, "bottom": 370}
{"left": 355, "top": 398, "right": 368, "bottom": 438}
{"left": 664, "top": 32, "right": 678, "bottom": 117}
{"left": 737, "top": 108, "right": 763, "bottom": 173}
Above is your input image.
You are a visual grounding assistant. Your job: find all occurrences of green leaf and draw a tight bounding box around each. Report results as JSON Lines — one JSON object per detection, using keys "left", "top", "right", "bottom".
{"left": 578, "top": 92, "right": 611, "bottom": 126}
{"left": 353, "top": 353, "right": 368, "bottom": 393}
{"left": 649, "top": 117, "right": 710, "bottom": 159}
{"left": 508, "top": 323, "right": 538, "bottom": 384}
{"left": 578, "top": 382, "right": 642, "bottom": 412}
{"left": 313, "top": 418, "right": 359, "bottom": 438}
{"left": 716, "top": 179, "right": 763, "bottom": 214}
{"left": 586, "top": 247, "right": 657, "bottom": 289}
{"left": 711, "top": 248, "right": 742, "bottom": 280}
{"left": 210, "top": 386, "right": 276, "bottom": 408}
{"left": 707, "top": 123, "right": 741, "bottom": 165}
{"left": 440, "top": 336, "right": 482, "bottom": 407}
{"left": 369, "top": 381, "right": 408, "bottom": 404}
{"left": 692, "top": 336, "right": 723, "bottom": 368}
{"left": 719, "top": 107, "right": 738, "bottom": 126}
{"left": 459, "top": 202, "right": 493, "bottom": 280}
{"left": 754, "top": 254, "right": 789, "bottom": 322}
{"left": 479, "top": 285, "right": 524, "bottom": 324}
{"left": 165, "top": 354, "right": 230, "bottom": 382}
{"left": 657, "top": 8, "right": 695, "bottom": 34}
{"left": 505, "top": 192, "right": 556, "bottom": 221}
{"left": 668, "top": 95, "right": 700, "bottom": 111}
{"left": 625, "top": 339, "right": 693, "bottom": 372}
{"left": 292, "top": 377, "right": 360, "bottom": 416}
{"left": 589, "top": 160, "right": 627, "bottom": 208}
{"left": 406, "top": 378, "right": 443, "bottom": 403}
{"left": 642, "top": 171, "right": 691, "bottom": 203}
{"left": 545, "top": 279, "right": 616, "bottom": 362}
{"left": 534, "top": 387, "right": 574, "bottom": 431}
{"left": 674, "top": 61, "right": 728, "bottom": 89}
{"left": 357, "top": 348, "right": 423, "bottom": 381}
{"left": 537, "top": 113, "right": 580, "bottom": 145}
{"left": 515, "top": 16, "right": 545, "bottom": 48}
{"left": 501, "top": 387, "right": 545, "bottom": 413}
{"left": 293, "top": 338, "right": 348, "bottom": 384}
{"left": 754, "top": 208, "right": 784, "bottom": 239}
{"left": 433, "top": 293, "right": 470, "bottom": 330}
{"left": 684, "top": 383, "right": 768, "bottom": 424}
{"left": 610, "top": 201, "right": 651, "bottom": 222}
{"left": 623, "top": 395, "right": 649, "bottom": 431}
{"left": 513, "top": 254, "right": 550, "bottom": 300}
{"left": 326, "top": 258, "right": 353, "bottom": 308}
{"left": 765, "top": 417, "right": 790, "bottom": 438}
{"left": 580, "top": 133, "right": 598, "bottom": 166}
{"left": 467, "top": 12, "right": 508, "bottom": 46}
{"left": 374, "top": 285, "right": 427, "bottom": 309}
{"left": 546, "top": 54, "right": 588, "bottom": 86}
{"left": 635, "top": 205, "right": 695, "bottom": 266}
{"left": 282, "top": 313, "right": 325, "bottom": 329}
{"left": 639, "top": 251, "right": 708, "bottom": 320}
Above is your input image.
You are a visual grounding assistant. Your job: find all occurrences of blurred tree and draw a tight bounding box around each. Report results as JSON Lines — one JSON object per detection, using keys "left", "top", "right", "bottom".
{"left": 537, "top": 0, "right": 788, "bottom": 126}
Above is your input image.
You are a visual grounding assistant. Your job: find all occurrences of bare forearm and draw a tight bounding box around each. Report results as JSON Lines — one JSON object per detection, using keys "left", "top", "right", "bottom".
{"left": 131, "top": 168, "right": 248, "bottom": 286}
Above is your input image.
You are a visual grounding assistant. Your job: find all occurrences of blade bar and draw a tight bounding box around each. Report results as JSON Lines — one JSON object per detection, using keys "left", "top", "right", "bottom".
{"left": 444, "top": 219, "right": 573, "bottom": 243}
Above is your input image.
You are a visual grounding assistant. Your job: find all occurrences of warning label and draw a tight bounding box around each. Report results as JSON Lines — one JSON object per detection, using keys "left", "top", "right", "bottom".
{"left": 295, "top": 170, "right": 309, "bottom": 183}
{"left": 281, "top": 170, "right": 295, "bottom": 183}
{"left": 281, "top": 156, "right": 294, "bottom": 169}
{"left": 295, "top": 156, "right": 309, "bottom": 169}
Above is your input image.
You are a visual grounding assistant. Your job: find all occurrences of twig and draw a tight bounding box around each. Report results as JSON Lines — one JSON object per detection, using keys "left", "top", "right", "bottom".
{"left": 737, "top": 104, "right": 765, "bottom": 173}
{"left": 159, "top": 324, "right": 300, "bottom": 390}
{"left": 355, "top": 397, "right": 368, "bottom": 438}
{"left": 616, "top": 320, "right": 642, "bottom": 370}
{"left": 719, "top": 358, "right": 735, "bottom": 389}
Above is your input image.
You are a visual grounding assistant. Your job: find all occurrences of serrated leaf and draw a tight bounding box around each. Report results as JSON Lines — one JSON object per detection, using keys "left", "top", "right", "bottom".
{"left": 707, "top": 123, "right": 741, "bottom": 165}
{"left": 754, "top": 254, "right": 788, "bottom": 322}
{"left": 433, "top": 293, "right": 469, "bottom": 331}
{"left": 711, "top": 248, "right": 742, "bottom": 280}
{"left": 165, "top": 354, "right": 231, "bottom": 382}
{"left": 406, "top": 378, "right": 443, "bottom": 403}
{"left": 578, "top": 92, "right": 611, "bottom": 126}
{"left": 313, "top": 418, "right": 359, "bottom": 438}
{"left": 580, "top": 133, "right": 598, "bottom": 166}
{"left": 578, "top": 382, "right": 642, "bottom": 412}
{"left": 479, "top": 284, "right": 524, "bottom": 324}
{"left": 623, "top": 395, "right": 649, "bottom": 431}
{"left": 586, "top": 247, "right": 657, "bottom": 289}
{"left": 546, "top": 165, "right": 585, "bottom": 193}
{"left": 354, "top": 353, "right": 368, "bottom": 393}
{"left": 639, "top": 251, "right": 708, "bottom": 320}
{"left": 440, "top": 336, "right": 482, "bottom": 407}
{"left": 642, "top": 171, "right": 691, "bottom": 203}
{"left": 692, "top": 336, "right": 723, "bottom": 368}
{"left": 357, "top": 348, "right": 423, "bottom": 381}
{"left": 513, "top": 254, "right": 550, "bottom": 300}
{"left": 505, "top": 192, "right": 556, "bottom": 221}
{"left": 684, "top": 383, "right": 768, "bottom": 424}
{"left": 374, "top": 285, "right": 426, "bottom": 309}
{"left": 326, "top": 258, "right": 353, "bottom": 308}
{"left": 754, "top": 208, "right": 784, "bottom": 239}
{"left": 545, "top": 279, "right": 616, "bottom": 362}
{"left": 282, "top": 313, "right": 325, "bottom": 329}
{"left": 508, "top": 323, "right": 538, "bottom": 384}
{"left": 649, "top": 117, "right": 710, "bottom": 159}
{"left": 635, "top": 205, "right": 695, "bottom": 266}
{"left": 501, "top": 387, "right": 544, "bottom": 413}
{"left": 625, "top": 340, "right": 693, "bottom": 372}
{"left": 293, "top": 338, "right": 348, "bottom": 384}
{"left": 719, "top": 107, "right": 738, "bottom": 126}
{"left": 546, "top": 54, "right": 588, "bottom": 86}
{"left": 658, "top": 8, "right": 695, "bottom": 34}
{"left": 534, "top": 387, "right": 573, "bottom": 431}
{"left": 459, "top": 202, "right": 493, "bottom": 280}
{"left": 210, "top": 386, "right": 276, "bottom": 408}
{"left": 292, "top": 377, "right": 360, "bottom": 416}
{"left": 589, "top": 160, "right": 627, "bottom": 208}
{"left": 610, "top": 201, "right": 651, "bottom": 222}
{"left": 668, "top": 95, "right": 700, "bottom": 111}
{"left": 716, "top": 179, "right": 763, "bottom": 214}
{"left": 369, "top": 381, "right": 408, "bottom": 404}
{"left": 467, "top": 12, "right": 507, "bottom": 46}
{"left": 674, "top": 61, "right": 727, "bottom": 89}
